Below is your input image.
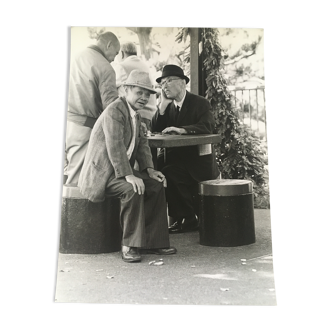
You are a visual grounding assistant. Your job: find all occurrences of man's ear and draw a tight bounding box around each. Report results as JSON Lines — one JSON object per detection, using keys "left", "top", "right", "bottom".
{"left": 107, "top": 41, "right": 112, "bottom": 49}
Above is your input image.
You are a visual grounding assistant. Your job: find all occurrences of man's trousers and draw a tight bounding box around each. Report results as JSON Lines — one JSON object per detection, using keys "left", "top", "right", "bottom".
{"left": 106, "top": 170, "right": 170, "bottom": 249}
{"left": 65, "top": 121, "right": 92, "bottom": 185}
{"left": 161, "top": 162, "right": 199, "bottom": 219}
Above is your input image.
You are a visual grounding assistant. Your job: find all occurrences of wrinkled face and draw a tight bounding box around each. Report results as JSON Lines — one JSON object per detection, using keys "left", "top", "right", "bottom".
{"left": 105, "top": 40, "right": 120, "bottom": 62}
{"left": 160, "top": 76, "right": 186, "bottom": 100}
{"left": 125, "top": 86, "right": 151, "bottom": 110}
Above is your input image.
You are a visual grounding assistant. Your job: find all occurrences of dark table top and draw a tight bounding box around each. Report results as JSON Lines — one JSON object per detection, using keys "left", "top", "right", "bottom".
{"left": 147, "top": 133, "right": 221, "bottom": 148}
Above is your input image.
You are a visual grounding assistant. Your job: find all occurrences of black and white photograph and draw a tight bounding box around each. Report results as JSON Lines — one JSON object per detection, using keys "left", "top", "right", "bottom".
{"left": 55, "top": 26, "right": 275, "bottom": 306}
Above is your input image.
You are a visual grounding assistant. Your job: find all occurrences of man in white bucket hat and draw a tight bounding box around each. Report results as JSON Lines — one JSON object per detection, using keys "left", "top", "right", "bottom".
{"left": 78, "top": 70, "right": 177, "bottom": 263}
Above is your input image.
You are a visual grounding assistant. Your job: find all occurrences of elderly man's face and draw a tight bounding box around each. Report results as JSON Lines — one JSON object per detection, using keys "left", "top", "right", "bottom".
{"left": 161, "top": 76, "right": 186, "bottom": 100}
{"left": 125, "top": 86, "right": 151, "bottom": 110}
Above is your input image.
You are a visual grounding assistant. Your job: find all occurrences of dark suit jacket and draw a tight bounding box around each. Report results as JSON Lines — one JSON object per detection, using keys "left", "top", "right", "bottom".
{"left": 151, "top": 91, "right": 220, "bottom": 181}
{"left": 78, "top": 97, "right": 154, "bottom": 202}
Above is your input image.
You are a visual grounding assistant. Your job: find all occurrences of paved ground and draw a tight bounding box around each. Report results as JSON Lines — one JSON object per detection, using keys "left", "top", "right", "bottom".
{"left": 55, "top": 209, "right": 276, "bottom": 305}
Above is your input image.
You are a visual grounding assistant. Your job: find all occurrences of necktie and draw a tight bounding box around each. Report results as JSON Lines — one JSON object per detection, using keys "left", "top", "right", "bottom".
{"left": 134, "top": 113, "right": 139, "bottom": 138}
{"left": 175, "top": 105, "right": 180, "bottom": 123}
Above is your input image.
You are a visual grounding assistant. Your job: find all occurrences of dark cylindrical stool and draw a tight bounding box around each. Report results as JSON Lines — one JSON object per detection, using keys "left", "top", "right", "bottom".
{"left": 199, "top": 179, "right": 255, "bottom": 247}
{"left": 60, "top": 185, "right": 122, "bottom": 254}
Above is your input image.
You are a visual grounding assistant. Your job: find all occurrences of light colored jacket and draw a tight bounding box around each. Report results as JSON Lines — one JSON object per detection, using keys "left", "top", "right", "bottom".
{"left": 112, "top": 55, "right": 157, "bottom": 121}
{"left": 78, "top": 97, "right": 154, "bottom": 202}
{"left": 67, "top": 45, "right": 118, "bottom": 128}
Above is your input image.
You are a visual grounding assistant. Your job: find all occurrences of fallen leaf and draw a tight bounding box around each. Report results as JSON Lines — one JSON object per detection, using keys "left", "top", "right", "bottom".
{"left": 194, "top": 274, "right": 237, "bottom": 280}
{"left": 252, "top": 269, "right": 257, "bottom": 272}
{"left": 96, "top": 269, "right": 104, "bottom": 272}
{"left": 241, "top": 259, "right": 246, "bottom": 262}
{"left": 149, "top": 260, "right": 156, "bottom": 265}
{"left": 106, "top": 276, "right": 114, "bottom": 279}
{"left": 220, "top": 288, "right": 229, "bottom": 292}
{"left": 153, "top": 261, "right": 164, "bottom": 266}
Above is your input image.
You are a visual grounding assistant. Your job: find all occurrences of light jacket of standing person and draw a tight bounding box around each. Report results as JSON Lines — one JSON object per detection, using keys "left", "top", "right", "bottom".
{"left": 67, "top": 45, "right": 118, "bottom": 129}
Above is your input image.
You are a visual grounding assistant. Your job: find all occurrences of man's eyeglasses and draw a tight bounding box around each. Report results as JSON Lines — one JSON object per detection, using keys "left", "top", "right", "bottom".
{"left": 160, "top": 78, "right": 182, "bottom": 88}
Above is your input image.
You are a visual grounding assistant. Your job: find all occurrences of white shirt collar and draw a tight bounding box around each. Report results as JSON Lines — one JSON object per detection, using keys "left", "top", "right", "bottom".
{"left": 126, "top": 100, "right": 137, "bottom": 118}
{"left": 174, "top": 90, "right": 187, "bottom": 110}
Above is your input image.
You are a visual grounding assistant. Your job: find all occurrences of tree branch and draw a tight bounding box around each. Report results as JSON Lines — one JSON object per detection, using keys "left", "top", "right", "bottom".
{"left": 224, "top": 50, "right": 256, "bottom": 65}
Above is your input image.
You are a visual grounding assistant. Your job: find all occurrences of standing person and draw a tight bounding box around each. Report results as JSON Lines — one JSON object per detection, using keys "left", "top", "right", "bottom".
{"left": 78, "top": 70, "right": 177, "bottom": 263}
{"left": 151, "top": 65, "right": 220, "bottom": 233}
{"left": 65, "top": 31, "right": 120, "bottom": 185}
{"left": 112, "top": 42, "right": 157, "bottom": 131}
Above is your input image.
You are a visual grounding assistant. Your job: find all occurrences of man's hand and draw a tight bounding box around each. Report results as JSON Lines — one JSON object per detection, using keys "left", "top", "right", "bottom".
{"left": 155, "top": 87, "right": 162, "bottom": 99}
{"left": 146, "top": 168, "right": 165, "bottom": 183}
{"left": 140, "top": 122, "right": 148, "bottom": 136}
{"left": 162, "top": 127, "right": 187, "bottom": 135}
{"left": 158, "top": 90, "right": 173, "bottom": 115}
{"left": 125, "top": 175, "right": 145, "bottom": 195}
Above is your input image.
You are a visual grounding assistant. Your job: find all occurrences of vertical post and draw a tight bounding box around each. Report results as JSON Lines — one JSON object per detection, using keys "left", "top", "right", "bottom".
{"left": 241, "top": 89, "right": 244, "bottom": 123}
{"left": 190, "top": 27, "right": 202, "bottom": 95}
{"left": 263, "top": 88, "right": 267, "bottom": 141}
{"left": 249, "top": 90, "right": 251, "bottom": 128}
{"left": 256, "top": 89, "right": 259, "bottom": 135}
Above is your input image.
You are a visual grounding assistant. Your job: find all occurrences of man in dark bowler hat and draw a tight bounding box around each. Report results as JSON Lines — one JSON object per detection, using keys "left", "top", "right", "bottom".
{"left": 151, "top": 65, "right": 220, "bottom": 233}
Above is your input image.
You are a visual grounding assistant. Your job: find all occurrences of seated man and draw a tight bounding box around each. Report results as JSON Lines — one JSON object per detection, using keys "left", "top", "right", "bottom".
{"left": 151, "top": 65, "right": 220, "bottom": 233}
{"left": 78, "top": 70, "right": 176, "bottom": 263}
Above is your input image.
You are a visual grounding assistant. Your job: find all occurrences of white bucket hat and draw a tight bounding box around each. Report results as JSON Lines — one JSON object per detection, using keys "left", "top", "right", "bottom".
{"left": 123, "top": 70, "right": 157, "bottom": 94}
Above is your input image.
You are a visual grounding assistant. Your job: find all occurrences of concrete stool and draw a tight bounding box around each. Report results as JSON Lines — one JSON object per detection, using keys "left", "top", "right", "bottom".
{"left": 198, "top": 179, "right": 255, "bottom": 247}
{"left": 60, "top": 185, "right": 122, "bottom": 254}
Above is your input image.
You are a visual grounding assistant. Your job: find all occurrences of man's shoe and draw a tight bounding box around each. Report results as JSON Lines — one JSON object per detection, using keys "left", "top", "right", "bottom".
{"left": 122, "top": 247, "right": 141, "bottom": 263}
{"left": 140, "top": 247, "right": 177, "bottom": 255}
{"left": 169, "top": 216, "right": 199, "bottom": 233}
{"left": 168, "top": 221, "right": 183, "bottom": 234}
{"left": 181, "top": 215, "right": 199, "bottom": 232}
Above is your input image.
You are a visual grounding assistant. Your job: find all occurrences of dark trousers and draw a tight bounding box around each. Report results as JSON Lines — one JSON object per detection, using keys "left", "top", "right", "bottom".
{"left": 161, "top": 162, "right": 199, "bottom": 219}
{"left": 106, "top": 170, "right": 170, "bottom": 249}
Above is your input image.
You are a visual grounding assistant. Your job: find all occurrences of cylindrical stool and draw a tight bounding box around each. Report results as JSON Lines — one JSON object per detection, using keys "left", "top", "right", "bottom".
{"left": 60, "top": 185, "right": 122, "bottom": 254}
{"left": 199, "top": 179, "right": 255, "bottom": 247}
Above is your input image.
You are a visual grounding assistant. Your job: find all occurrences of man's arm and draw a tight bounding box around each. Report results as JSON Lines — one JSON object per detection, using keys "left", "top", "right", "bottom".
{"left": 136, "top": 121, "right": 155, "bottom": 170}
{"left": 151, "top": 90, "right": 173, "bottom": 132}
{"left": 112, "top": 62, "right": 127, "bottom": 88}
{"left": 151, "top": 105, "right": 167, "bottom": 132}
{"left": 102, "top": 106, "right": 133, "bottom": 178}
{"left": 180, "top": 98, "right": 216, "bottom": 134}
{"left": 99, "top": 65, "right": 119, "bottom": 110}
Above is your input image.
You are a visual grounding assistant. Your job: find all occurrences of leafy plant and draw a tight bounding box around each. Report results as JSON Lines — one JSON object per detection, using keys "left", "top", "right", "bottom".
{"left": 200, "top": 28, "right": 269, "bottom": 208}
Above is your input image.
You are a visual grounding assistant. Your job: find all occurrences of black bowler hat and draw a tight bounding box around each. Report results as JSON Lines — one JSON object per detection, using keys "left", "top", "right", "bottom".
{"left": 156, "top": 64, "right": 190, "bottom": 84}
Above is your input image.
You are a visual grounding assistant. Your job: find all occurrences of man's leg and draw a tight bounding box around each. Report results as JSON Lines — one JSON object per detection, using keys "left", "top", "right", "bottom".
{"left": 162, "top": 163, "right": 197, "bottom": 219}
{"left": 134, "top": 170, "right": 170, "bottom": 249}
{"left": 65, "top": 121, "right": 92, "bottom": 185}
{"left": 106, "top": 177, "right": 146, "bottom": 248}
